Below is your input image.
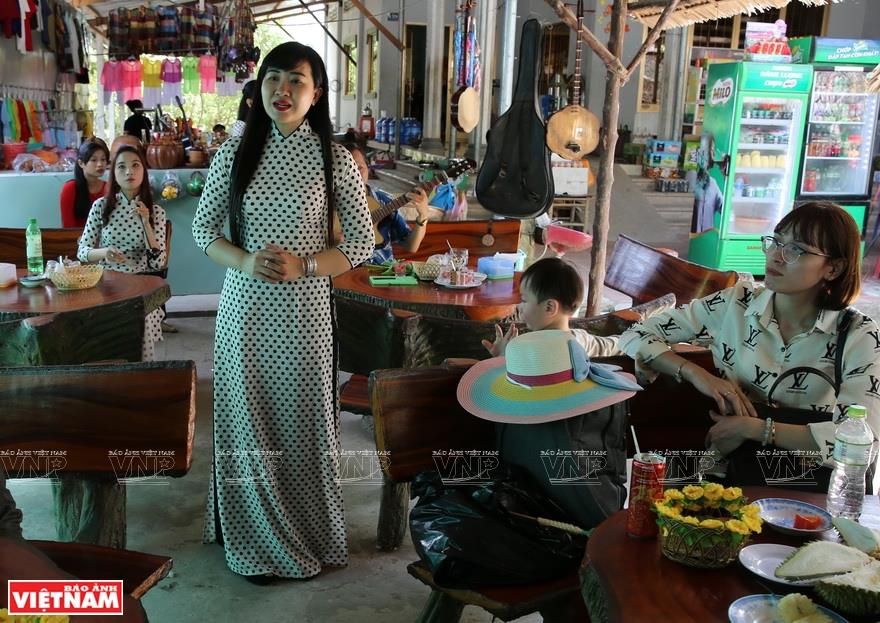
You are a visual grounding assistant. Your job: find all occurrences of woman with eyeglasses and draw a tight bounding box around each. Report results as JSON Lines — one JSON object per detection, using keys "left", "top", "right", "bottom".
{"left": 59, "top": 137, "right": 109, "bottom": 228}
{"left": 619, "top": 201, "right": 879, "bottom": 473}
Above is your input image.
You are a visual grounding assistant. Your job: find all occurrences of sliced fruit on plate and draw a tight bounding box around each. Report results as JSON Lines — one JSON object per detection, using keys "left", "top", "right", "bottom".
{"left": 816, "top": 559, "right": 880, "bottom": 617}
{"left": 775, "top": 540, "right": 873, "bottom": 579}
{"left": 794, "top": 514, "right": 824, "bottom": 530}
{"left": 833, "top": 516, "right": 880, "bottom": 559}
{"left": 777, "top": 593, "right": 832, "bottom": 623}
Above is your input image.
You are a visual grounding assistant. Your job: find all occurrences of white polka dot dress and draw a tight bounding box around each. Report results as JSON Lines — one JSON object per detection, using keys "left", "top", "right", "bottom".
{"left": 77, "top": 195, "right": 167, "bottom": 361}
{"left": 192, "top": 120, "right": 373, "bottom": 579}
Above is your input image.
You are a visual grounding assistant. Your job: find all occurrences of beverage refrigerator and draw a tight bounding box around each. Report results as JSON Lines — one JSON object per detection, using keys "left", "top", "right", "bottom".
{"left": 790, "top": 37, "right": 880, "bottom": 242}
{"left": 689, "top": 62, "right": 813, "bottom": 275}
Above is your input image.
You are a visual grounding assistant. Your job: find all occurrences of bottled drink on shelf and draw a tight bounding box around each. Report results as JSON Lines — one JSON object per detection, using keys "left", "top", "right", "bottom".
{"left": 25, "top": 217, "right": 43, "bottom": 275}
{"left": 826, "top": 405, "right": 875, "bottom": 520}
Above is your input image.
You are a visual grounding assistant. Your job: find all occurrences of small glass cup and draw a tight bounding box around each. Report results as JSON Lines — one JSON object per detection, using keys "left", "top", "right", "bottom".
{"left": 449, "top": 248, "right": 468, "bottom": 272}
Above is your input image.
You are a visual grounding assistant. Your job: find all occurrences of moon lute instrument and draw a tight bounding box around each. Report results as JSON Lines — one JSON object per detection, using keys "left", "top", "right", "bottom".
{"left": 545, "top": 0, "right": 599, "bottom": 160}
{"left": 450, "top": 1, "right": 480, "bottom": 133}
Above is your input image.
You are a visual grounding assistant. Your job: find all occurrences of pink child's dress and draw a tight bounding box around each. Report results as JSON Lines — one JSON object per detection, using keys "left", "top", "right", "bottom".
{"left": 198, "top": 53, "right": 217, "bottom": 94}
{"left": 161, "top": 57, "right": 182, "bottom": 105}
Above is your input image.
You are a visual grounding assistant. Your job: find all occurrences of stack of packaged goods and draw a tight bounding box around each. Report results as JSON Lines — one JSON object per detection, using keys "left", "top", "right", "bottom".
{"left": 643, "top": 138, "right": 682, "bottom": 181}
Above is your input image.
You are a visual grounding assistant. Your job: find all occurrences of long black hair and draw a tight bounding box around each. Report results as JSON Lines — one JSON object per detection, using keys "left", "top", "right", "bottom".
{"left": 104, "top": 145, "right": 155, "bottom": 230}
{"left": 236, "top": 80, "right": 256, "bottom": 122}
{"left": 230, "top": 44, "right": 335, "bottom": 247}
{"left": 73, "top": 137, "right": 110, "bottom": 222}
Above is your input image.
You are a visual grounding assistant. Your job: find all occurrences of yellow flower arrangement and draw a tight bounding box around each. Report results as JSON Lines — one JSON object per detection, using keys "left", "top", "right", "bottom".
{"left": 652, "top": 483, "right": 764, "bottom": 569}
{"left": 0, "top": 609, "right": 69, "bottom": 622}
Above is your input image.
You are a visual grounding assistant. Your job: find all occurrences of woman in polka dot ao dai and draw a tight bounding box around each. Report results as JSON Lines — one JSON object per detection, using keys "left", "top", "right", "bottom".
{"left": 77, "top": 145, "right": 167, "bottom": 361}
{"left": 192, "top": 42, "right": 374, "bottom": 581}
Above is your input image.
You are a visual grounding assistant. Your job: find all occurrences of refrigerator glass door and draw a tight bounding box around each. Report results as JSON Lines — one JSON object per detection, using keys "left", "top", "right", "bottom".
{"left": 729, "top": 96, "right": 804, "bottom": 236}
{"left": 800, "top": 68, "right": 880, "bottom": 197}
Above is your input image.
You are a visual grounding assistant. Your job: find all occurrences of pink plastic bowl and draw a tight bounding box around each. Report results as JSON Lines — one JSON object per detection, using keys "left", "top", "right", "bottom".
{"left": 545, "top": 224, "right": 593, "bottom": 253}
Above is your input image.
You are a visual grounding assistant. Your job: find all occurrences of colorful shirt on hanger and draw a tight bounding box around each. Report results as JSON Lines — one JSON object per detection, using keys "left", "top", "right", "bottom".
{"left": 182, "top": 55, "right": 199, "bottom": 95}
{"left": 100, "top": 60, "right": 123, "bottom": 104}
{"left": 0, "top": 0, "right": 21, "bottom": 38}
{"left": 161, "top": 57, "right": 182, "bottom": 106}
{"left": 193, "top": 5, "right": 215, "bottom": 50}
{"left": 122, "top": 58, "right": 143, "bottom": 102}
{"left": 156, "top": 6, "right": 178, "bottom": 51}
{"left": 17, "top": 0, "right": 36, "bottom": 53}
{"left": 142, "top": 56, "right": 162, "bottom": 87}
{"left": 198, "top": 54, "right": 216, "bottom": 93}
{"left": 178, "top": 6, "right": 194, "bottom": 52}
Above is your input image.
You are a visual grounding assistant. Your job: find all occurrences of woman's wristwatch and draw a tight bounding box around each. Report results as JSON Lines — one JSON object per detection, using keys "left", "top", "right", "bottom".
{"left": 415, "top": 216, "right": 428, "bottom": 227}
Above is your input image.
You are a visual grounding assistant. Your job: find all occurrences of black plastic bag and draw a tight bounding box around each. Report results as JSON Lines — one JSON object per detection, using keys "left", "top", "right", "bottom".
{"left": 409, "top": 465, "right": 586, "bottom": 588}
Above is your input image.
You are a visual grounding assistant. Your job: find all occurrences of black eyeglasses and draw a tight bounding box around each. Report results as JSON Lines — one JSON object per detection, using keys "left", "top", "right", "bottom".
{"left": 760, "top": 236, "right": 830, "bottom": 265}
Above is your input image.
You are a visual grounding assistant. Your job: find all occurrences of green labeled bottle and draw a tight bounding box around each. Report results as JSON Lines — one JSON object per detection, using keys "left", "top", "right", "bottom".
{"left": 25, "top": 218, "right": 43, "bottom": 275}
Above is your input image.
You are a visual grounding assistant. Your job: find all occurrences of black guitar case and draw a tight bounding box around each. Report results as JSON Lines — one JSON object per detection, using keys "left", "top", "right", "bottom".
{"left": 476, "top": 19, "right": 553, "bottom": 219}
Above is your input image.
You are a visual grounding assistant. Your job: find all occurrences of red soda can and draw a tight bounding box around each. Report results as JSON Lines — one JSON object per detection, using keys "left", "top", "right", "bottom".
{"left": 626, "top": 452, "right": 666, "bottom": 539}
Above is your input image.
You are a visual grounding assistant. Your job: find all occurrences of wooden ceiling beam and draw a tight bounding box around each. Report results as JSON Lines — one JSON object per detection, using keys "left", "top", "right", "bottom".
{"left": 347, "top": 0, "right": 403, "bottom": 51}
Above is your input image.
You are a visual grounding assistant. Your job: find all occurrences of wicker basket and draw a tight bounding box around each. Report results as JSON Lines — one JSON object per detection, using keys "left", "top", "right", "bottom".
{"left": 657, "top": 517, "right": 749, "bottom": 569}
{"left": 48, "top": 265, "right": 104, "bottom": 290}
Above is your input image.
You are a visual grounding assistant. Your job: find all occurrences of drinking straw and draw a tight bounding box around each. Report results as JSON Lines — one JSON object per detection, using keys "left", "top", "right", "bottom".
{"left": 631, "top": 425, "right": 642, "bottom": 457}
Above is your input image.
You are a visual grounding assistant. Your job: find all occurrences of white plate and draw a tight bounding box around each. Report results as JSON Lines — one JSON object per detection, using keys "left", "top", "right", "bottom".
{"left": 728, "top": 594, "right": 848, "bottom": 623}
{"left": 738, "top": 544, "right": 816, "bottom": 587}
{"left": 754, "top": 498, "right": 833, "bottom": 536}
{"left": 434, "top": 272, "right": 488, "bottom": 289}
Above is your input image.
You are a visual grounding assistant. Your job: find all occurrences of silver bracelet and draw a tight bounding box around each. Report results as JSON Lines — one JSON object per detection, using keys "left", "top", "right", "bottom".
{"left": 303, "top": 255, "right": 317, "bottom": 277}
{"left": 762, "top": 417, "right": 774, "bottom": 447}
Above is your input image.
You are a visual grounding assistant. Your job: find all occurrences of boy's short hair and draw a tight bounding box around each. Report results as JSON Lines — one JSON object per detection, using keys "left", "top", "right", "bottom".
{"left": 521, "top": 258, "right": 584, "bottom": 313}
{"left": 213, "top": 124, "right": 226, "bottom": 132}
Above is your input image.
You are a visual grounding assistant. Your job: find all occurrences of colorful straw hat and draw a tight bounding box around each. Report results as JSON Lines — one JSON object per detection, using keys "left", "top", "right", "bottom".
{"left": 457, "top": 330, "right": 641, "bottom": 424}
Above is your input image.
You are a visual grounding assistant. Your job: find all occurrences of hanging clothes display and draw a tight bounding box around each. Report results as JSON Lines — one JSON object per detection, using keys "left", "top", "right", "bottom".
{"left": 160, "top": 56, "right": 182, "bottom": 105}
{"left": 122, "top": 57, "right": 143, "bottom": 103}
{"left": 198, "top": 53, "right": 216, "bottom": 94}
{"left": 100, "top": 60, "right": 123, "bottom": 105}
{"left": 141, "top": 55, "right": 163, "bottom": 108}
{"left": 156, "top": 6, "right": 179, "bottom": 52}
{"left": 182, "top": 54, "right": 199, "bottom": 95}
{"left": 217, "top": 0, "right": 259, "bottom": 73}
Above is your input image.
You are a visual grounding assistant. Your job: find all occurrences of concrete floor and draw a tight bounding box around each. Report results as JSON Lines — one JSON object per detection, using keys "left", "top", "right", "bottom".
{"left": 8, "top": 165, "right": 880, "bottom": 622}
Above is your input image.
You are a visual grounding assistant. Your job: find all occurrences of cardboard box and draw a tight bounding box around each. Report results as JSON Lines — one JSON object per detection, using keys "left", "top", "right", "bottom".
{"left": 645, "top": 152, "right": 681, "bottom": 168}
{"left": 645, "top": 139, "right": 682, "bottom": 155}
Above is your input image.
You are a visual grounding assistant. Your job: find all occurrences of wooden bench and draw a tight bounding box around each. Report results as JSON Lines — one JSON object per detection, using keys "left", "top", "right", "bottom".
{"left": 604, "top": 234, "right": 740, "bottom": 306}
{"left": 391, "top": 219, "right": 521, "bottom": 262}
{"left": 369, "top": 351, "right": 720, "bottom": 622}
{"left": 0, "top": 360, "right": 197, "bottom": 548}
{"left": 371, "top": 363, "right": 586, "bottom": 622}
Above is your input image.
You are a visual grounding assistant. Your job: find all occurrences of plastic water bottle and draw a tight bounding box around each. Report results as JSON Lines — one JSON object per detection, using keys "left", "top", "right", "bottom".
{"left": 827, "top": 405, "right": 874, "bottom": 520}
{"left": 25, "top": 218, "right": 43, "bottom": 275}
{"left": 734, "top": 176, "right": 745, "bottom": 197}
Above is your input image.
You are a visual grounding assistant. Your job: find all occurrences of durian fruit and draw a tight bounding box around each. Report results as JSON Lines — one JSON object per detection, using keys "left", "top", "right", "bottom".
{"left": 833, "top": 516, "right": 880, "bottom": 559}
{"left": 778, "top": 593, "right": 818, "bottom": 622}
{"left": 775, "top": 540, "right": 872, "bottom": 579}
{"left": 815, "top": 559, "right": 880, "bottom": 617}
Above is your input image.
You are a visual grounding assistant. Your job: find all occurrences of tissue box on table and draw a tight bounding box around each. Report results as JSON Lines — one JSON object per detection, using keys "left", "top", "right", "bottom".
{"left": 0, "top": 263, "right": 16, "bottom": 287}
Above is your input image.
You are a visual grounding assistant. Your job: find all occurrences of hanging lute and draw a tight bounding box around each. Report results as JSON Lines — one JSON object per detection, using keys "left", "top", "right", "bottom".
{"left": 450, "top": 0, "right": 480, "bottom": 133}
{"left": 545, "top": 0, "right": 599, "bottom": 160}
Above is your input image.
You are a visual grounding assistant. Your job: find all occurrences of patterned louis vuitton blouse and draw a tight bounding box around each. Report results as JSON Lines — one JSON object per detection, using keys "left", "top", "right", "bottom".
{"left": 619, "top": 280, "right": 880, "bottom": 464}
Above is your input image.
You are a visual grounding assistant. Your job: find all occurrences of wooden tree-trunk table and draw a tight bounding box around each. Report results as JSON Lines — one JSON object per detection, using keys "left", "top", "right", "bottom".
{"left": 582, "top": 486, "right": 878, "bottom": 622}
{"left": 333, "top": 266, "right": 521, "bottom": 323}
{"left": 0, "top": 270, "right": 170, "bottom": 549}
{"left": 333, "top": 267, "right": 522, "bottom": 550}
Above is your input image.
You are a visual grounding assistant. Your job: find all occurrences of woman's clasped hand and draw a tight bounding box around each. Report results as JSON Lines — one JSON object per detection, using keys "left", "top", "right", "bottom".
{"left": 244, "top": 244, "right": 304, "bottom": 283}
